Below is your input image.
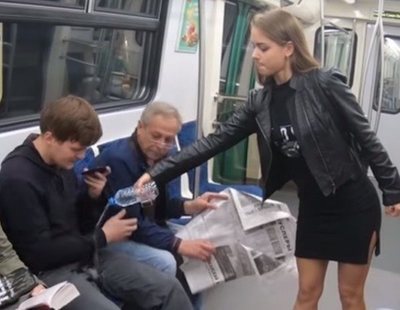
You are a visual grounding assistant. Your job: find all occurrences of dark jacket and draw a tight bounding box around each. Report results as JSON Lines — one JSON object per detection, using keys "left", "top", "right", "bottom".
{"left": 90, "top": 134, "right": 183, "bottom": 252}
{"left": 149, "top": 68, "right": 400, "bottom": 206}
{"left": 0, "top": 135, "right": 106, "bottom": 273}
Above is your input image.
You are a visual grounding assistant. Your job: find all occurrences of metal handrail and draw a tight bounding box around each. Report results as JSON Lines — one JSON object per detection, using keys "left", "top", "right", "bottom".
{"left": 193, "top": 0, "right": 207, "bottom": 198}
{"left": 360, "top": 0, "right": 385, "bottom": 133}
{"left": 320, "top": 0, "right": 325, "bottom": 66}
{"left": 372, "top": 0, "right": 385, "bottom": 132}
{"left": 346, "top": 19, "right": 357, "bottom": 86}
{"left": 324, "top": 20, "right": 350, "bottom": 34}
{"left": 64, "top": 56, "right": 97, "bottom": 67}
{"left": 214, "top": 94, "right": 247, "bottom": 103}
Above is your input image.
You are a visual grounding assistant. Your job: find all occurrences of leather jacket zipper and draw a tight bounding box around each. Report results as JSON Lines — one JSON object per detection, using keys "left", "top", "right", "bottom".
{"left": 256, "top": 118, "right": 272, "bottom": 182}
{"left": 301, "top": 104, "right": 336, "bottom": 194}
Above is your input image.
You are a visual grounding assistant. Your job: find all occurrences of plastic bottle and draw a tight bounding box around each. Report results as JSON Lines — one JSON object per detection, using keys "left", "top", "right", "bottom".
{"left": 109, "top": 182, "right": 159, "bottom": 207}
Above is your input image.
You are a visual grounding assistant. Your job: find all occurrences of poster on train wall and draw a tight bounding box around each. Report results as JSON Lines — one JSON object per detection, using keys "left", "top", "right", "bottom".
{"left": 176, "top": 0, "right": 199, "bottom": 53}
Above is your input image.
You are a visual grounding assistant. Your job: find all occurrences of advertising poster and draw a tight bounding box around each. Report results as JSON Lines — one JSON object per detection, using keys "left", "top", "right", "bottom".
{"left": 176, "top": 0, "right": 199, "bottom": 53}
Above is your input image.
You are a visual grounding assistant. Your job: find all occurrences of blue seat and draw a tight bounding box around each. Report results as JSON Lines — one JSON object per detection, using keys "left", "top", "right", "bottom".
{"left": 73, "top": 147, "right": 96, "bottom": 186}
{"left": 177, "top": 121, "right": 263, "bottom": 197}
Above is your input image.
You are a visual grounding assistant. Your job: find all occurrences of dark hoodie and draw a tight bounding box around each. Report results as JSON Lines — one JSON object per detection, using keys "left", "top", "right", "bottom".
{"left": 0, "top": 134, "right": 106, "bottom": 273}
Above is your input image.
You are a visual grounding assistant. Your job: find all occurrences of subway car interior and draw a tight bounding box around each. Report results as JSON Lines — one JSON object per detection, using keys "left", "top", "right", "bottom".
{"left": 0, "top": 0, "right": 399, "bottom": 309}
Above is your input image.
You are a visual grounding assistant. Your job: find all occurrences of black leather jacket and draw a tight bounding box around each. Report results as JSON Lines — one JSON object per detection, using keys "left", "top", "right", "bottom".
{"left": 150, "top": 68, "right": 400, "bottom": 206}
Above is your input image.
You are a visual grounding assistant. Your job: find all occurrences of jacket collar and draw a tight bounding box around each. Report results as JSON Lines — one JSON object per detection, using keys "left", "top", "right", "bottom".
{"left": 263, "top": 69, "right": 318, "bottom": 93}
{"left": 130, "top": 130, "right": 149, "bottom": 170}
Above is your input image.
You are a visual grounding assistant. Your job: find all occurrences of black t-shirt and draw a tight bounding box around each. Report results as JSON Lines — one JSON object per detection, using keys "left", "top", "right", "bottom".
{"left": 270, "top": 80, "right": 299, "bottom": 158}
{"left": 269, "top": 80, "right": 321, "bottom": 199}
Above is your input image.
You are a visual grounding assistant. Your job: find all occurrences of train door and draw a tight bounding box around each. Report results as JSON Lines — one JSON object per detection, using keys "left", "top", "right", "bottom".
{"left": 361, "top": 22, "right": 400, "bottom": 171}
{"left": 210, "top": 1, "right": 257, "bottom": 185}
{"left": 202, "top": 0, "right": 321, "bottom": 191}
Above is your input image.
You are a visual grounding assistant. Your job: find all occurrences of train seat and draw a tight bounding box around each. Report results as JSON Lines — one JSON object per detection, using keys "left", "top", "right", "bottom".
{"left": 73, "top": 146, "right": 98, "bottom": 186}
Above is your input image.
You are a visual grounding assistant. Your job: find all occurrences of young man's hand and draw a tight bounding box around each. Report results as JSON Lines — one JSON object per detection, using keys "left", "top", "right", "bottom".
{"left": 177, "top": 239, "right": 215, "bottom": 261}
{"left": 84, "top": 166, "right": 111, "bottom": 199}
{"left": 30, "top": 284, "right": 46, "bottom": 296}
{"left": 183, "top": 192, "right": 228, "bottom": 215}
{"left": 102, "top": 209, "right": 138, "bottom": 243}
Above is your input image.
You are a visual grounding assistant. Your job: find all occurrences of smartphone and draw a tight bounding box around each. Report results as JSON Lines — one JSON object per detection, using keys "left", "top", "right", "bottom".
{"left": 81, "top": 166, "right": 108, "bottom": 176}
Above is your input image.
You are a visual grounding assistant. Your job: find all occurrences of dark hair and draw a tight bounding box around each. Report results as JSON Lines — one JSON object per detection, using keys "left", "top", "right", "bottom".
{"left": 251, "top": 8, "right": 319, "bottom": 77}
{"left": 40, "top": 95, "right": 102, "bottom": 146}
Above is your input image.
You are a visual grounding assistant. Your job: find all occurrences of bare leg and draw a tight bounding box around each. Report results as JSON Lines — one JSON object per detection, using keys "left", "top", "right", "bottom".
{"left": 337, "top": 232, "right": 377, "bottom": 310}
{"left": 294, "top": 258, "right": 329, "bottom": 310}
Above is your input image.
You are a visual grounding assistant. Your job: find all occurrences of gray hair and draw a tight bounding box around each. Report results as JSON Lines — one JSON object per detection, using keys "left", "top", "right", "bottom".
{"left": 140, "top": 101, "right": 182, "bottom": 129}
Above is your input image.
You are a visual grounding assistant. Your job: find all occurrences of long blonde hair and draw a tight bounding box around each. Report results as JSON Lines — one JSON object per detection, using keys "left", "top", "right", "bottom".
{"left": 251, "top": 8, "right": 319, "bottom": 77}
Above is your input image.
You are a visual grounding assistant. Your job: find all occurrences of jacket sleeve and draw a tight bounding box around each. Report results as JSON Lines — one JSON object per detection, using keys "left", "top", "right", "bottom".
{"left": 165, "top": 197, "right": 186, "bottom": 218}
{"left": 0, "top": 178, "right": 99, "bottom": 272}
{"left": 322, "top": 69, "right": 400, "bottom": 206}
{"left": 149, "top": 98, "right": 258, "bottom": 184}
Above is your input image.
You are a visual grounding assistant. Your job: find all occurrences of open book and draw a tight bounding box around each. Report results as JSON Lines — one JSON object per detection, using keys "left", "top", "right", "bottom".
{"left": 17, "top": 281, "right": 79, "bottom": 310}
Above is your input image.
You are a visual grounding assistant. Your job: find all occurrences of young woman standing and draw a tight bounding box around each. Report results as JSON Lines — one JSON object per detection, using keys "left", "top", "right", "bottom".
{"left": 137, "top": 9, "right": 400, "bottom": 310}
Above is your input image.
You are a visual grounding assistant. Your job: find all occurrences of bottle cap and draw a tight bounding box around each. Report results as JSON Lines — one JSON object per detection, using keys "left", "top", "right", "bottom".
{"left": 108, "top": 197, "right": 116, "bottom": 206}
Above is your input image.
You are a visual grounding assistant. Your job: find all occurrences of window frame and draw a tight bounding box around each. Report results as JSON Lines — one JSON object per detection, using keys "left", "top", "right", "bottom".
{"left": 314, "top": 26, "right": 357, "bottom": 87}
{"left": 0, "top": 0, "right": 169, "bottom": 131}
{"left": 0, "top": 0, "right": 85, "bottom": 10}
{"left": 372, "top": 34, "right": 400, "bottom": 115}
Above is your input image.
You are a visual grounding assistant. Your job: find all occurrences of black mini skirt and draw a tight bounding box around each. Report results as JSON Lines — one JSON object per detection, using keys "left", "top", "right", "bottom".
{"left": 295, "top": 174, "right": 381, "bottom": 264}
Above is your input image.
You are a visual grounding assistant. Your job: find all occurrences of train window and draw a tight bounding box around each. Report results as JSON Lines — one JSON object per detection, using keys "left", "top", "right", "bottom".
{"left": 219, "top": 1, "right": 238, "bottom": 91}
{"left": 314, "top": 27, "right": 357, "bottom": 87}
{"left": 0, "top": 0, "right": 166, "bottom": 129}
{"left": 95, "top": 0, "right": 161, "bottom": 18}
{"left": 373, "top": 36, "right": 400, "bottom": 114}
{"left": 1, "top": 0, "right": 85, "bottom": 9}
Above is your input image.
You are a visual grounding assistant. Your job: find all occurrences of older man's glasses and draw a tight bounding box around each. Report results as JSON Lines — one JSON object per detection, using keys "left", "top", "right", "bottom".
{"left": 148, "top": 135, "right": 176, "bottom": 149}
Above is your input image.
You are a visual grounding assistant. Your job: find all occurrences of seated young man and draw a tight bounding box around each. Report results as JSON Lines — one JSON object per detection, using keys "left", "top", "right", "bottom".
{"left": 0, "top": 223, "right": 45, "bottom": 310}
{"left": 89, "top": 102, "right": 225, "bottom": 271}
{"left": 0, "top": 95, "right": 193, "bottom": 310}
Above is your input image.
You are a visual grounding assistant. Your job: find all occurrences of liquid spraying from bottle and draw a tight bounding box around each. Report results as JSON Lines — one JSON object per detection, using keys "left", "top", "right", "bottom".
{"left": 96, "top": 182, "right": 159, "bottom": 228}
{"left": 109, "top": 182, "right": 159, "bottom": 207}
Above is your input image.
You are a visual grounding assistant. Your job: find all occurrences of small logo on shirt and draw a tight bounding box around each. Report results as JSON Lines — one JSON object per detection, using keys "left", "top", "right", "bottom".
{"left": 275, "top": 125, "right": 301, "bottom": 158}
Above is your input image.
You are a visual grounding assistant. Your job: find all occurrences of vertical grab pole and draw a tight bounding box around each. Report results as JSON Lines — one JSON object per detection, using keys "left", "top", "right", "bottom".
{"left": 346, "top": 19, "right": 357, "bottom": 86}
{"left": 359, "top": 1, "right": 381, "bottom": 118}
{"left": 373, "top": 0, "right": 385, "bottom": 132}
{"left": 320, "top": 0, "right": 325, "bottom": 67}
{"left": 360, "top": 22, "right": 378, "bottom": 116}
{"left": 193, "top": 0, "right": 207, "bottom": 198}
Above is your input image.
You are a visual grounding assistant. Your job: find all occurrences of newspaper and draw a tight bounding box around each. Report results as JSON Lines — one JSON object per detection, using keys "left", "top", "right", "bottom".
{"left": 177, "top": 188, "right": 296, "bottom": 294}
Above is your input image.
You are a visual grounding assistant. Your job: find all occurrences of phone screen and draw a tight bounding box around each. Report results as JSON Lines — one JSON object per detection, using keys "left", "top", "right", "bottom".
{"left": 82, "top": 166, "right": 108, "bottom": 175}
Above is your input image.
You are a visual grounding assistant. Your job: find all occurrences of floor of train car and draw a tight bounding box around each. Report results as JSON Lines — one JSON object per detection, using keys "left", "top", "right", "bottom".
{"left": 204, "top": 181, "right": 400, "bottom": 310}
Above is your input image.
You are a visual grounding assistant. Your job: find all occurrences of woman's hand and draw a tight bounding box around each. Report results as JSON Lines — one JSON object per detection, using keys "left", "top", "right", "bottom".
{"left": 385, "top": 203, "right": 400, "bottom": 217}
{"left": 134, "top": 173, "right": 153, "bottom": 190}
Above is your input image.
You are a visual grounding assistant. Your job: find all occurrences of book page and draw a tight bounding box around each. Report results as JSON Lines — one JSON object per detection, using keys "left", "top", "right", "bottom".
{"left": 17, "top": 281, "right": 79, "bottom": 310}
